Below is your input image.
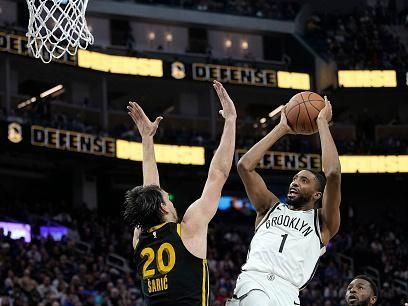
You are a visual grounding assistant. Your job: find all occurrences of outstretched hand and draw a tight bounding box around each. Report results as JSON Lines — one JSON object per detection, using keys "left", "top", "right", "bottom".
{"left": 213, "top": 80, "right": 237, "bottom": 120}
{"left": 317, "top": 96, "right": 333, "bottom": 123}
{"left": 127, "top": 101, "right": 163, "bottom": 138}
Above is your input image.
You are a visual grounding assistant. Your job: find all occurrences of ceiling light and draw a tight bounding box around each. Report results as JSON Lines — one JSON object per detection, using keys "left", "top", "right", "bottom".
{"left": 40, "top": 85, "right": 64, "bottom": 98}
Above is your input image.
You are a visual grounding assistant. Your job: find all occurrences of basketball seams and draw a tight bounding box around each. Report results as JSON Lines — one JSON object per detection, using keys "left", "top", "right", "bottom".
{"left": 296, "top": 94, "right": 307, "bottom": 129}
{"left": 306, "top": 99, "right": 326, "bottom": 103}
{"left": 299, "top": 92, "right": 306, "bottom": 103}
{"left": 286, "top": 100, "right": 301, "bottom": 116}
{"left": 308, "top": 100, "right": 325, "bottom": 112}
{"left": 286, "top": 98, "right": 324, "bottom": 116}
{"left": 295, "top": 104, "right": 301, "bottom": 132}
{"left": 305, "top": 92, "right": 316, "bottom": 132}
{"left": 304, "top": 101, "right": 315, "bottom": 133}
{"left": 299, "top": 93, "right": 311, "bottom": 132}
{"left": 307, "top": 92, "right": 314, "bottom": 103}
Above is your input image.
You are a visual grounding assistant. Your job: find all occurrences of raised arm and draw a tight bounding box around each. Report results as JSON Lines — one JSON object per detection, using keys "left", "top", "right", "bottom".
{"left": 317, "top": 97, "right": 341, "bottom": 245}
{"left": 132, "top": 227, "right": 141, "bottom": 249}
{"left": 127, "top": 101, "right": 162, "bottom": 186}
{"left": 182, "top": 81, "right": 236, "bottom": 229}
{"left": 127, "top": 102, "right": 162, "bottom": 248}
{"left": 237, "top": 107, "right": 293, "bottom": 225}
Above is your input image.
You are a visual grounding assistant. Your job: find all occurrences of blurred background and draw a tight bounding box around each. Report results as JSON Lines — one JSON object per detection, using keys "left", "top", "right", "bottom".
{"left": 0, "top": 0, "right": 407, "bottom": 305}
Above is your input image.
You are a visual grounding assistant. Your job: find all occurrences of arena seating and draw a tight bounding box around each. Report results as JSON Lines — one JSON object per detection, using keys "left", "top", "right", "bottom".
{"left": 1, "top": 209, "right": 406, "bottom": 305}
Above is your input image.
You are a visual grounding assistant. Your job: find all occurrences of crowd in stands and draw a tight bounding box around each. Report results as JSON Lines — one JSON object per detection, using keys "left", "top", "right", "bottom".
{"left": 0, "top": 206, "right": 407, "bottom": 306}
{"left": 131, "top": 0, "right": 300, "bottom": 20}
{"left": 306, "top": 4, "right": 408, "bottom": 69}
{"left": 0, "top": 211, "right": 141, "bottom": 306}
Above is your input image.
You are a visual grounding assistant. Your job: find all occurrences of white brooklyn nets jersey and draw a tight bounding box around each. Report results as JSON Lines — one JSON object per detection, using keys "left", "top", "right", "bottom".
{"left": 242, "top": 202, "right": 326, "bottom": 289}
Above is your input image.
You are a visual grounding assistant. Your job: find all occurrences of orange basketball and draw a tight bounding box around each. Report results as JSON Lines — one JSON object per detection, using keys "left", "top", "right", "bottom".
{"left": 285, "top": 91, "right": 326, "bottom": 135}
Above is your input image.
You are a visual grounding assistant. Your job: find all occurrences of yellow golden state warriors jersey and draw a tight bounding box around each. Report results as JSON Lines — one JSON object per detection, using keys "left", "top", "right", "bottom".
{"left": 134, "top": 222, "right": 209, "bottom": 306}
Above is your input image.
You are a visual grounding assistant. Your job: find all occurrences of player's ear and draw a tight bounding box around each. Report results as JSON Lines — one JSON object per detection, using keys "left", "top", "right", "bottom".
{"left": 313, "top": 191, "right": 322, "bottom": 201}
{"left": 160, "top": 202, "right": 169, "bottom": 214}
{"left": 370, "top": 295, "right": 377, "bottom": 304}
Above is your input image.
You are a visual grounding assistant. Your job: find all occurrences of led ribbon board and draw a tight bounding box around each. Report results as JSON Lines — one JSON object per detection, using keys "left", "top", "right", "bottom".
{"left": 27, "top": 125, "right": 205, "bottom": 165}
{"left": 340, "top": 155, "right": 408, "bottom": 173}
{"left": 0, "top": 31, "right": 76, "bottom": 64}
{"left": 235, "top": 149, "right": 321, "bottom": 171}
{"left": 6, "top": 124, "right": 408, "bottom": 171}
{"left": 77, "top": 50, "right": 163, "bottom": 77}
{"left": 31, "top": 125, "right": 116, "bottom": 157}
{"left": 1, "top": 31, "right": 309, "bottom": 86}
{"left": 338, "top": 70, "right": 397, "bottom": 87}
{"left": 116, "top": 140, "right": 205, "bottom": 165}
{"left": 191, "top": 63, "right": 310, "bottom": 90}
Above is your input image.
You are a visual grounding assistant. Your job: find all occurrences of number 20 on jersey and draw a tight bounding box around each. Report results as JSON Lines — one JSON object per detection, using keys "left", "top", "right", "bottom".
{"left": 141, "top": 242, "right": 176, "bottom": 278}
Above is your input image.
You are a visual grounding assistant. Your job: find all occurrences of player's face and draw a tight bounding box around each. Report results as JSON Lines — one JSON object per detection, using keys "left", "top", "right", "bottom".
{"left": 287, "top": 170, "right": 319, "bottom": 207}
{"left": 161, "top": 190, "right": 178, "bottom": 222}
{"left": 346, "top": 279, "right": 376, "bottom": 306}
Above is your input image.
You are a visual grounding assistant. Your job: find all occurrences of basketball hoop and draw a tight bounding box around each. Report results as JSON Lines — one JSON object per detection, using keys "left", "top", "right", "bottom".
{"left": 25, "top": 0, "right": 94, "bottom": 64}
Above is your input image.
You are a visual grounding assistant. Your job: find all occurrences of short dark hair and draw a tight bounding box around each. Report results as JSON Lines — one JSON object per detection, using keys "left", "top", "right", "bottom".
{"left": 307, "top": 170, "right": 326, "bottom": 193}
{"left": 123, "top": 185, "right": 165, "bottom": 231}
{"left": 352, "top": 275, "right": 378, "bottom": 297}
{"left": 303, "top": 170, "right": 326, "bottom": 206}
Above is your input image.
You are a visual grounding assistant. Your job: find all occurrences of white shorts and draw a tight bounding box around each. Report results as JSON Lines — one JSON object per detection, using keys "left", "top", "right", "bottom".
{"left": 226, "top": 270, "right": 301, "bottom": 306}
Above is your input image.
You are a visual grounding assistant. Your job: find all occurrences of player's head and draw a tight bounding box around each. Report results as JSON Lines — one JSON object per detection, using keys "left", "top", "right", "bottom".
{"left": 287, "top": 170, "right": 326, "bottom": 208}
{"left": 123, "top": 184, "right": 178, "bottom": 231}
{"left": 346, "top": 275, "right": 378, "bottom": 306}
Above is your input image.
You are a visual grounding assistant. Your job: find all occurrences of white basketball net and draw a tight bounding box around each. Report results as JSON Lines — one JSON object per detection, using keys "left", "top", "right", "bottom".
{"left": 26, "top": 0, "right": 94, "bottom": 63}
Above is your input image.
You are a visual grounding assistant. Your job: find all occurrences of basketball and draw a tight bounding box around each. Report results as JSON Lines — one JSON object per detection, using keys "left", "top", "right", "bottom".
{"left": 285, "top": 91, "right": 326, "bottom": 135}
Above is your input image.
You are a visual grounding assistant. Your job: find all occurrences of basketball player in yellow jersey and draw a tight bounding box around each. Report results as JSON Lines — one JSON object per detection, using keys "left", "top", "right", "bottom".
{"left": 123, "top": 80, "right": 236, "bottom": 306}
{"left": 227, "top": 98, "right": 341, "bottom": 305}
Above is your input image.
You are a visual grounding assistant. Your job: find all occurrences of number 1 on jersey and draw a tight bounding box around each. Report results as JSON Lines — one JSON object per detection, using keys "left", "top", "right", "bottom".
{"left": 279, "top": 234, "right": 288, "bottom": 253}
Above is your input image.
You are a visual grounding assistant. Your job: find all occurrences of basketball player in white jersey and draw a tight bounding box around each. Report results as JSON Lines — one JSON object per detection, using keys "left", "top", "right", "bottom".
{"left": 227, "top": 98, "right": 341, "bottom": 305}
